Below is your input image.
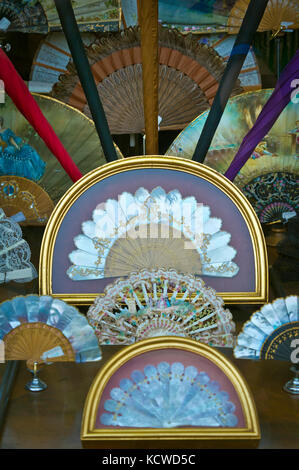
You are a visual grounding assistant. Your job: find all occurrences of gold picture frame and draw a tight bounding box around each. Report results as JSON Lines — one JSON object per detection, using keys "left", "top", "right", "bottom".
{"left": 39, "top": 155, "right": 268, "bottom": 305}
{"left": 81, "top": 337, "right": 260, "bottom": 448}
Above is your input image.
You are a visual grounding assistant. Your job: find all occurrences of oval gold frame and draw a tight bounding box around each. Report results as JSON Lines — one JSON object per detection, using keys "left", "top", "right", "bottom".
{"left": 39, "top": 155, "right": 268, "bottom": 305}
{"left": 81, "top": 337, "right": 260, "bottom": 448}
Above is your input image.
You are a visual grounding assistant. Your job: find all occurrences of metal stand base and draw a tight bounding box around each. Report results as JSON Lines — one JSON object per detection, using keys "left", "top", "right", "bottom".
{"left": 283, "top": 366, "right": 299, "bottom": 395}
{"left": 25, "top": 375, "right": 47, "bottom": 392}
{"left": 25, "top": 362, "right": 47, "bottom": 392}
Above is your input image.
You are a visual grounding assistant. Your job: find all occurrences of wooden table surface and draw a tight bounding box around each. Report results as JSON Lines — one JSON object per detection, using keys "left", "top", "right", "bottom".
{"left": 0, "top": 346, "right": 298, "bottom": 449}
{"left": 0, "top": 227, "right": 298, "bottom": 449}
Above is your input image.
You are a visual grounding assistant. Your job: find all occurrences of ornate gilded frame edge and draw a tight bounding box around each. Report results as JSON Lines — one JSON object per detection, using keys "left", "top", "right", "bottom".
{"left": 80, "top": 337, "right": 260, "bottom": 444}
{"left": 39, "top": 156, "right": 268, "bottom": 305}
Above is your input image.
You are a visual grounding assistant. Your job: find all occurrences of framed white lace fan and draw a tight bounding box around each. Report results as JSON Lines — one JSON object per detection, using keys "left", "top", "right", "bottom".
{"left": 39, "top": 156, "right": 268, "bottom": 305}
{"left": 81, "top": 337, "right": 260, "bottom": 447}
{"left": 87, "top": 268, "right": 235, "bottom": 347}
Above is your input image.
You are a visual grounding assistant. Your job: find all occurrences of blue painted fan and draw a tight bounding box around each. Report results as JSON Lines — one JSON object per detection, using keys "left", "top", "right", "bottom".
{"left": 100, "top": 361, "right": 238, "bottom": 428}
{"left": 0, "top": 295, "right": 102, "bottom": 390}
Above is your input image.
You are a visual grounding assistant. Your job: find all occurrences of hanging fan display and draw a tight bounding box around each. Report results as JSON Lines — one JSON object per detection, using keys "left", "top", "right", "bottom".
{"left": 227, "top": 0, "right": 299, "bottom": 34}
{"left": 47, "top": 26, "right": 243, "bottom": 134}
{"left": 0, "top": 0, "right": 121, "bottom": 33}
{"left": 87, "top": 268, "right": 235, "bottom": 347}
{"left": 0, "top": 93, "right": 122, "bottom": 204}
{"left": 0, "top": 0, "right": 47, "bottom": 33}
{"left": 31, "top": 32, "right": 97, "bottom": 89}
{"left": 0, "top": 208, "right": 36, "bottom": 283}
{"left": 100, "top": 360, "right": 238, "bottom": 428}
{"left": 198, "top": 34, "right": 261, "bottom": 91}
{"left": 234, "top": 296, "right": 299, "bottom": 394}
{"left": 166, "top": 89, "right": 299, "bottom": 223}
{"left": 121, "top": 0, "right": 236, "bottom": 34}
{"left": 0, "top": 176, "right": 54, "bottom": 225}
{"left": 0, "top": 294, "right": 102, "bottom": 369}
{"left": 67, "top": 186, "right": 239, "bottom": 281}
{"left": 234, "top": 296, "right": 299, "bottom": 360}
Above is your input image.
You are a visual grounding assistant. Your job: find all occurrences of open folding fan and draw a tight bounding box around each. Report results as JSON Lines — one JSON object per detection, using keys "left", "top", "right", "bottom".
{"left": 67, "top": 186, "right": 239, "bottom": 281}
{"left": 122, "top": 0, "right": 236, "bottom": 34}
{"left": 100, "top": 361, "right": 238, "bottom": 428}
{"left": 87, "top": 268, "right": 235, "bottom": 347}
{"left": 167, "top": 89, "right": 299, "bottom": 223}
{"left": 198, "top": 33, "right": 261, "bottom": 91}
{"left": 31, "top": 32, "right": 96, "bottom": 89}
{"left": 0, "top": 294, "right": 102, "bottom": 390}
{"left": 234, "top": 296, "right": 299, "bottom": 394}
{"left": 0, "top": 0, "right": 121, "bottom": 33}
{"left": 0, "top": 208, "right": 36, "bottom": 283}
{"left": 227, "top": 0, "right": 299, "bottom": 35}
{"left": 0, "top": 0, "right": 47, "bottom": 33}
{"left": 0, "top": 176, "right": 54, "bottom": 225}
{"left": 48, "top": 26, "right": 243, "bottom": 133}
{"left": 0, "top": 93, "right": 122, "bottom": 204}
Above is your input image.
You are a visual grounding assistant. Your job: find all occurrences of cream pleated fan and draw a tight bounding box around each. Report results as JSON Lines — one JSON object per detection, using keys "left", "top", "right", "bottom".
{"left": 227, "top": 0, "right": 299, "bottom": 34}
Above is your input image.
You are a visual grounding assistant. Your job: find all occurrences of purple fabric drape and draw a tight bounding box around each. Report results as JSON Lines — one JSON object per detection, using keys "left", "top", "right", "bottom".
{"left": 225, "top": 49, "right": 299, "bottom": 181}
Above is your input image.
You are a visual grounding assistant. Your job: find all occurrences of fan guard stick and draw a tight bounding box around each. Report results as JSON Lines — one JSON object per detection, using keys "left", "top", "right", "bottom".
{"left": 192, "top": 0, "right": 269, "bottom": 163}
{"left": 138, "top": 0, "right": 159, "bottom": 155}
{"left": 54, "top": 0, "right": 118, "bottom": 163}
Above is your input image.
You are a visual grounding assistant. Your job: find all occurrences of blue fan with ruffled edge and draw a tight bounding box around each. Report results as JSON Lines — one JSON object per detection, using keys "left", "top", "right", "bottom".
{"left": 100, "top": 361, "right": 238, "bottom": 428}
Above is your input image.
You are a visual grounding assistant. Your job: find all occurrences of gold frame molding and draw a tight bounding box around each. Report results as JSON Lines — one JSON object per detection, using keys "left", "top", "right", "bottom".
{"left": 81, "top": 337, "right": 260, "bottom": 448}
{"left": 39, "top": 156, "right": 268, "bottom": 305}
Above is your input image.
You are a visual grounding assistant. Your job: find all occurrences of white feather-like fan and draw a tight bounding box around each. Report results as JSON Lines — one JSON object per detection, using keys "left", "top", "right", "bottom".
{"left": 67, "top": 186, "right": 239, "bottom": 281}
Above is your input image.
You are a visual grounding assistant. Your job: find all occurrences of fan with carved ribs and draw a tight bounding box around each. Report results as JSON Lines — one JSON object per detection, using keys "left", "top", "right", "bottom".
{"left": 87, "top": 268, "right": 235, "bottom": 347}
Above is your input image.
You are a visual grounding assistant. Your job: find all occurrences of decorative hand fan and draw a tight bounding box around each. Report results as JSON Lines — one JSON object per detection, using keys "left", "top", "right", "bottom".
{"left": 31, "top": 32, "right": 96, "bottom": 89}
{"left": 234, "top": 296, "right": 299, "bottom": 394}
{"left": 122, "top": 0, "right": 236, "bottom": 34}
{"left": 0, "top": 0, "right": 121, "bottom": 33}
{"left": 0, "top": 294, "right": 102, "bottom": 390}
{"left": 0, "top": 208, "right": 36, "bottom": 283}
{"left": 227, "top": 0, "right": 299, "bottom": 34}
{"left": 0, "top": 176, "right": 54, "bottom": 225}
{"left": 67, "top": 186, "right": 239, "bottom": 281}
{"left": 100, "top": 361, "right": 238, "bottom": 428}
{"left": 87, "top": 268, "right": 235, "bottom": 347}
{"left": 167, "top": 89, "right": 299, "bottom": 223}
{"left": 48, "top": 26, "right": 243, "bottom": 133}
{"left": 0, "top": 93, "right": 122, "bottom": 204}
{"left": 198, "top": 34, "right": 261, "bottom": 92}
{"left": 0, "top": 0, "right": 47, "bottom": 33}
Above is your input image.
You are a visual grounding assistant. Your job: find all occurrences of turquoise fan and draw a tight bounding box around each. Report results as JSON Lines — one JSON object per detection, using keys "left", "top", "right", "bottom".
{"left": 0, "top": 295, "right": 102, "bottom": 367}
{"left": 100, "top": 361, "right": 238, "bottom": 428}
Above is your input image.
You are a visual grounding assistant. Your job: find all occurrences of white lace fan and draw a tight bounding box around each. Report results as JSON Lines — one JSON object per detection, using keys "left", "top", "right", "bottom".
{"left": 87, "top": 268, "right": 235, "bottom": 347}
{"left": 67, "top": 186, "right": 239, "bottom": 281}
{"left": 0, "top": 208, "right": 36, "bottom": 283}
